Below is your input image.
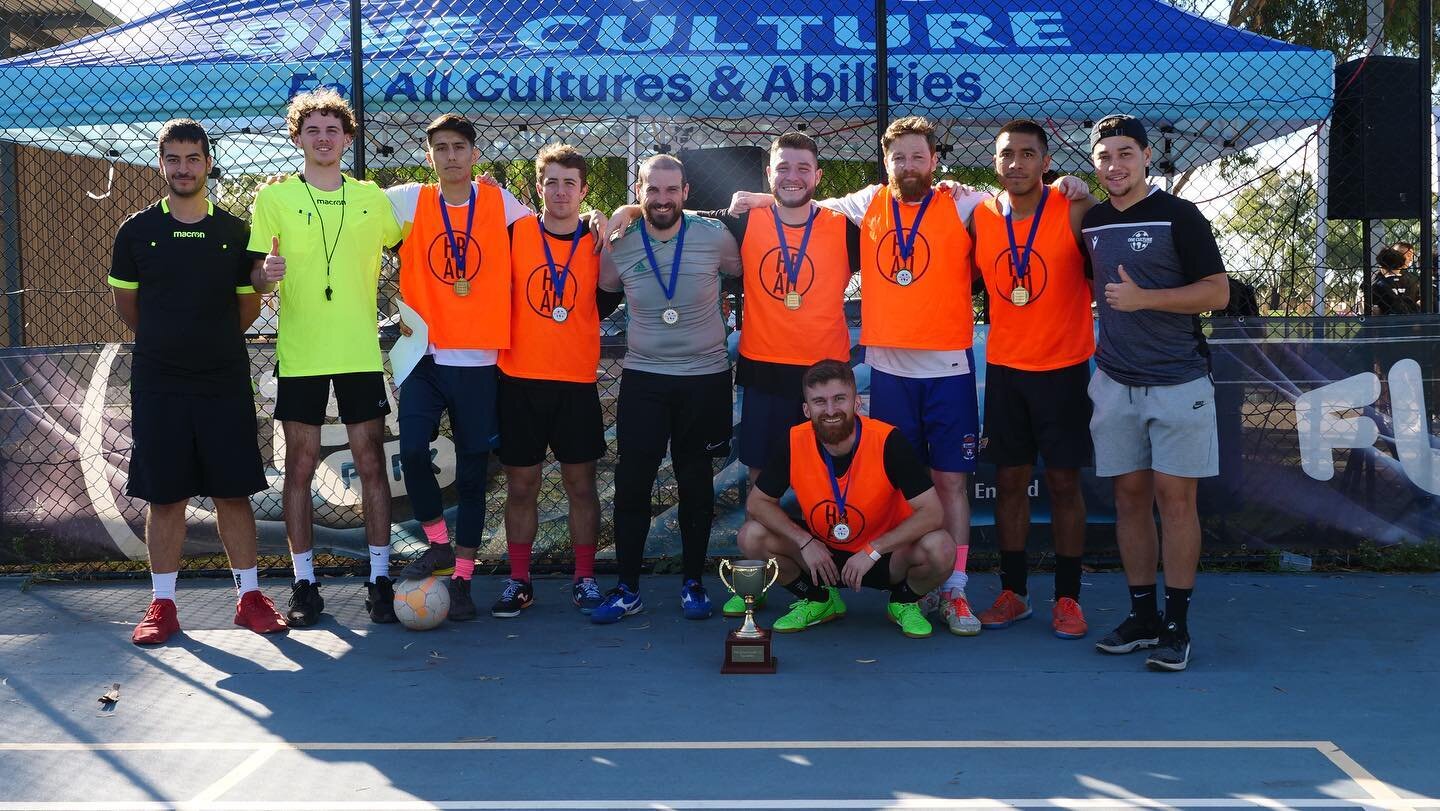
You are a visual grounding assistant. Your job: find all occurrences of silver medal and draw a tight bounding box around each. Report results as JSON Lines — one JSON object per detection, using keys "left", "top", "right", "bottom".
{"left": 551, "top": 306, "right": 569, "bottom": 323}
{"left": 832, "top": 522, "right": 852, "bottom": 541}
{"left": 662, "top": 307, "right": 680, "bottom": 326}
{"left": 895, "top": 269, "right": 913, "bottom": 287}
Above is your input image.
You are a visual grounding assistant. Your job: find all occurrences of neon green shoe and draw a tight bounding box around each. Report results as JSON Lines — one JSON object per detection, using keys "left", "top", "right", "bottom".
{"left": 771, "top": 588, "right": 846, "bottom": 633}
{"left": 887, "top": 601, "right": 934, "bottom": 638}
{"left": 721, "top": 592, "right": 767, "bottom": 618}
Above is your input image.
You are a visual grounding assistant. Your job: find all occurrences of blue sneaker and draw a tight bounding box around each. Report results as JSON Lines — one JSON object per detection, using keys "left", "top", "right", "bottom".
{"left": 681, "top": 579, "right": 712, "bottom": 620}
{"left": 590, "top": 584, "right": 644, "bottom": 624}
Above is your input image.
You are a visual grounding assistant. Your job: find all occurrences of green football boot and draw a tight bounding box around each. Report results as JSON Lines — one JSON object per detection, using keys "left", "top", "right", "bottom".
{"left": 887, "top": 601, "right": 934, "bottom": 638}
{"left": 771, "top": 587, "right": 846, "bottom": 633}
{"left": 721, "top": 592, "right": 767, "bottom": 618}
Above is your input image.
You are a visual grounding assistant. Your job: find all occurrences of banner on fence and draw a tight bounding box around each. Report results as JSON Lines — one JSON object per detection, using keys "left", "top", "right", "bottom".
{"left": 2, "top": 318, "right": 1438, "bottom": 566}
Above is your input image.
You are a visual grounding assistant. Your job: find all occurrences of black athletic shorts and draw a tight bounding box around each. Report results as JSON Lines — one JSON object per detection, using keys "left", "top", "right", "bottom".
{"left": 829, "top": 546, "right": 896, "bottom": 591}
{"left": 615, "top": 368, "right": 733, "bottom": 462}
{"left": 980, "top": 360, "right": 1094, "bottom": 469}
{"left": 497, "top": 373, "right": 607, "bottom": 467}
{"left": 127, "top": 389, "right": 267, "bottom": 504}
{"left": 274, "top": 369, "right": 391, "bottom": 425}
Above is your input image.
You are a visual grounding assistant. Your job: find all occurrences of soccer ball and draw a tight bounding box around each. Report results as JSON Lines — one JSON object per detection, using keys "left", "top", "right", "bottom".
{"left": 393, "top": 576, "right": 450, "bottom": 630}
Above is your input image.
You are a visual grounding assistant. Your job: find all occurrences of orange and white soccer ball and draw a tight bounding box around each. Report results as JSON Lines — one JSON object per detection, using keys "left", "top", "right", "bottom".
{"left": 393, "top": 576, "right": 450, "bottom": 630}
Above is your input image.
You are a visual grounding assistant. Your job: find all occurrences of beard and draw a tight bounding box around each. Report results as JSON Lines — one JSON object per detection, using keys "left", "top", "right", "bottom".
{"left": 891, "top": 172, "right": 931, "bottom": 202}
{"left": 774, "top": 185, "right": 815, "bottom": 209}
{"left": 644, "top": 201, "right": 680, "bottom": 230}
{"left": 813, "top": 410, "right": 856, "bottom": 446}
{"left": 166, "top": 177, "right": 203, "bottom": 198}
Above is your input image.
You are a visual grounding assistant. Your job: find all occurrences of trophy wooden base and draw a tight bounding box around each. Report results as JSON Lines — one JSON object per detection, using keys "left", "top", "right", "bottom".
{"left": 722, "top": 628, "right": 778, "bottom": 674}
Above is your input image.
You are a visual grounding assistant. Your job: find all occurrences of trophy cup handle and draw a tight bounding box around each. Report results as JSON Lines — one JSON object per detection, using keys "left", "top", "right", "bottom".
{"left": 763, "top": 558, "right": 780, "bottom": 591}
{"left": 718, "top": 559, "right": 735, "bottom": 594}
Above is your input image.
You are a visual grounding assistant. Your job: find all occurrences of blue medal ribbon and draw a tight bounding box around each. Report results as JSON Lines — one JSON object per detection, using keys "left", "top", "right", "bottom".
{"left": 541, "top": 221, "right": 587, "bottom": 309}
{"left": 889, "top": 190, "right": 933, "bottom": 262}
{"left": 1003, "top": 186, "right": 1049, "bottom": 285}
{"left": 639, "top": 216, "right": 687, "bottom": 303}
{"left": 772, "top": 206, "right": 816, "bottom": 293}
{"left": 438, "top": 184, "right": 477, "bottom": 282}
{"left": 820, "top": 416, "right": 864, "bottom": 530}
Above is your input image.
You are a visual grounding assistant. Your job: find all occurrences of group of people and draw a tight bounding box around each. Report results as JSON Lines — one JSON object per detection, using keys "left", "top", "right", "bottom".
{"left": 112, "top": 87, "right": 1227, "bottom": 672}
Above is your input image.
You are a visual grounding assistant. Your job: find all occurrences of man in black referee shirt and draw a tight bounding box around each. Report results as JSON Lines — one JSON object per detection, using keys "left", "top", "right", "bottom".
{"left": 109, "top": 119, "right": 287, "bottom": 645}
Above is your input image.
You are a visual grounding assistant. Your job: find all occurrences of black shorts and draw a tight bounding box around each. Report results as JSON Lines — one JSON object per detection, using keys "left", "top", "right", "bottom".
{"left": 127, "top": 389, "right": 267, "bottom": 504}
{"left": 981, "top": 361, "right": 1094, "bottom": 469}
{"left": 274, "top": 370, "right": 391, "bottom": 425}
{"left": 829, "top": 547, "right": 897, "bottom": 591}
{"left": 737, "top": 385, "right": 805, "bottom": 470}
{"left": 616, "top": 368, "right": 733, "bottom": 462}
{"left": 498, "top": 373, "right": 607, "bottom": 467}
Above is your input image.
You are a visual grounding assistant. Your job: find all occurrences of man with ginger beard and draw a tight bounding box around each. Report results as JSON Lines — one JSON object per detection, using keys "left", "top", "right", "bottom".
{"left": 736, "top": 360, "right": 954, "bottom": 638}
{"left": 592, "top": 154, "right": 741, "bottom": 625}
{"left": 734, "top": 116, "right": 1088, "bottom": 637}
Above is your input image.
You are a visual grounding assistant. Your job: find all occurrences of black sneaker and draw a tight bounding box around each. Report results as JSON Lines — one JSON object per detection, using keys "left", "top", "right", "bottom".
{"left": 447, "top": 577, "right": 478, "bottom": 621}
{"left": 1145, "top": 622, "right": 1192, "bottom": 671}
{"left": 287, "top": 579, "right": 324, "bottom": 627}
{"left": 491, "top": 578, "right": 534, "bottom": 618}
{"left": 1094, "top": 612, "right": 1163, "bottom": 654}
{"left": 365, "top": 576, "right": 398, "bottom": 623}
{"left": 399, "top": 542, "right": 456, "bottom": 580}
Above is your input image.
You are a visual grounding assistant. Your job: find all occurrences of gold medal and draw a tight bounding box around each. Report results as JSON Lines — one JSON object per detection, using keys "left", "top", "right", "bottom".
{"left": 1010, "top": 287, "right": 1030, "bottom": 306}
{"left": 785, "top": 291, "right": 802, "bottom": 310}
{"left": 453, "top": 278, "right": 470, "bottom": 296}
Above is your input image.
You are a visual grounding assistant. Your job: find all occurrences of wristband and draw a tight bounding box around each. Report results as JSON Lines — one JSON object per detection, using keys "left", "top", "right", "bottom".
{"left": 862, "top": 543, "right": 881, "bottom": 561}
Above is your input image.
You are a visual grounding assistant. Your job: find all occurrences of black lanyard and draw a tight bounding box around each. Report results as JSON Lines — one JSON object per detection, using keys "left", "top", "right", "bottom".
{"left": 300, "top": 175, "right": 346, "bottom": 301}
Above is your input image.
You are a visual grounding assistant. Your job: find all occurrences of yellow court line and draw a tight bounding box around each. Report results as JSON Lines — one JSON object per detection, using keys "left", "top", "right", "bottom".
{"left": 0, "top": 739, "right": 1337, "bottom": 752}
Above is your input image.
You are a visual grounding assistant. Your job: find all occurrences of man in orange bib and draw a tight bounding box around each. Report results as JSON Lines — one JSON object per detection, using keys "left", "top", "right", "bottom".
{"left": 390, "top": 114, "right": 534, "bottom": 620}
{"left": 970, "top": 120, "right": 1098, "bottom": 640}
{"left": 494, "top": 143, "right": 621, "bottom": 619}
{"left": 737, "top": 360, "right": 955, "bottom": 638}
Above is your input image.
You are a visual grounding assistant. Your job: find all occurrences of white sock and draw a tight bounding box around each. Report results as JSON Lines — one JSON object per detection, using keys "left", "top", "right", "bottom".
{"left": 368, "top": 545, "right": 390, "bottom": 583}
{"left": 232, "top": 566, "right": 259, "bottom": 596}
{"left": 943, "top": 571, "right": 969, "bottom": 596}
{"left": 292, "top": 550, "right": 316, "bottom": 584}
{"left": 151, "top": 571, "right": 178, "bottom": 601}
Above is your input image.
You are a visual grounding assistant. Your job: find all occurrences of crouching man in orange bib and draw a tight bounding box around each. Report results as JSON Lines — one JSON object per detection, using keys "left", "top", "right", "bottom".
{"left": 735, "top": 360, "right": 954, "bottom": 637}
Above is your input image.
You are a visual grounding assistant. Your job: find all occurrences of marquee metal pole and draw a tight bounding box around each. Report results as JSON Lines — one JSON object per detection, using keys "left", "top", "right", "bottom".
{"left": 875, "top": 0, "right": 888, "bottom": 182}
{"left": 349, "top": 0, "right": 366, "bottom": 177}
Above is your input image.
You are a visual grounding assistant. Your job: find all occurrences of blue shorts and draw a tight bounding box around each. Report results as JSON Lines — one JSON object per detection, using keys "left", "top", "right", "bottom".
{"left": 398, "top": 357, "right": 500, "bottom": 456}
{"left": 869, "top": 368, "right": 980, "bottom": 473}
{"left": 738, "top": 385, "right": 806, "bottom": 470}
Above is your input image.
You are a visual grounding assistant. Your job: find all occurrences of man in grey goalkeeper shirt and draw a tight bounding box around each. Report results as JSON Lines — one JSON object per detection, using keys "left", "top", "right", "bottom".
{"left": 592, "top": 154, "right": 742, "bottom": 625}
{"left": 1081, "top": 115, "right": 1229, "bottom": 673}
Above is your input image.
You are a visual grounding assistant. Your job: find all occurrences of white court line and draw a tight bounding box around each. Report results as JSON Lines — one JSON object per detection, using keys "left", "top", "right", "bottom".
{"left": 187, "top": 745, "right": 282, "bottom": 805}
{"left": 0, "top": 740, "right": 1429, "bottom": 810}
{"left": 0, "top": 739, "right": 1338, "bottom": 752}
{"left": 0, "top": 800, "right": 1436, "bottom": 810}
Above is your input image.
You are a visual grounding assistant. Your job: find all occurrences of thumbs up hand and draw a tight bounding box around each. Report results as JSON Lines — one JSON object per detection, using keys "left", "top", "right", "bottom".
{"left": 1104, "top": 264, "right": 1148, "bottom": 312}
{"left": 261, "top": 236, "right": 286, "bottom": 283}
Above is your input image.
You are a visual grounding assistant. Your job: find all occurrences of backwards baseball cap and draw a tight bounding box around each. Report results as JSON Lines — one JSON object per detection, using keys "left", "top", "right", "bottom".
{"left": 1089, "top": 115, "right": 1149, "bottom": 151}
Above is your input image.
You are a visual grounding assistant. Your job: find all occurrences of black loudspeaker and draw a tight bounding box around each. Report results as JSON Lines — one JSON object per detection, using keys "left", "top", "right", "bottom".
{"left": 678, "top": 146, "right": 768, "bottom": 211}
{"left": 1327, "top": 55, "right": 1424, "bottom": 220}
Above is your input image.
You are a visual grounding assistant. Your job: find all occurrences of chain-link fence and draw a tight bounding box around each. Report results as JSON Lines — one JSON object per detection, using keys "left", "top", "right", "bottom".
{"left": 0, "top": 0, "right": 1437, "bottom": 573}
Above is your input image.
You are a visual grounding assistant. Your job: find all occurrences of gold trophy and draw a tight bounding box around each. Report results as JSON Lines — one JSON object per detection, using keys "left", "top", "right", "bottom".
{"left": 718, "top": 558, "right": 780, "bottom": 674}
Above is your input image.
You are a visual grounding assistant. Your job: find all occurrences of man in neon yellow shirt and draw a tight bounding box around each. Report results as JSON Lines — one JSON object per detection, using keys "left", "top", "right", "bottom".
{"left": 249, "top": 88, "right": 404, "bottom": 626}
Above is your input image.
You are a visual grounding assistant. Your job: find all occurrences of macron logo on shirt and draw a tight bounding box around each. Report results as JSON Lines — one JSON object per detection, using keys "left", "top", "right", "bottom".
{"left": 172, "top": 230, "right": 206, "bottom": 238}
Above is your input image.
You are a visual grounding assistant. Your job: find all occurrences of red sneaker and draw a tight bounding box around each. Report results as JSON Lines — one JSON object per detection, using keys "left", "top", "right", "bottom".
{"left": 978, "top": 589, "right": 1032, "bottom": 629}
{"left": 234, "top": 590, "right": 289, "bottom": 635}
{"left": 1052, "top": 597, "right": 1088, "bottom": 639}
{"left": 132, "top": 598, "right": 180, "bottom": 645}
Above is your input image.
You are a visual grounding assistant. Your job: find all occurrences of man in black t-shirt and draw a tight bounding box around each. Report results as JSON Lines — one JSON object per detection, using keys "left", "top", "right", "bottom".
{"left": 1081, "top": 115, "right": 1230, "bottom": 673}
{"left": 109, "top": 119, "right": 286, "bottom": 645}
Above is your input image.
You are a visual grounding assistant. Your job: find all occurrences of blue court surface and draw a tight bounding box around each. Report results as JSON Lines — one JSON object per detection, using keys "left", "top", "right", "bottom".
{"left": 0, "top": 571, "right": 1436, "bottom": 810}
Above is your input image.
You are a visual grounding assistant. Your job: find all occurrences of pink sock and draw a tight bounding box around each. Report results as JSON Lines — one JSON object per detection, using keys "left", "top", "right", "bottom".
{"left": 574, "top": 543, "right": 596, "bottom": 580}
{"left": 508, "top": 543, "right": 531, "bottom": 582}
{"left": 423, "top": 520, "right": 450, "bottom": 546}
{"left": 954, "top": 544, "right": 969, "bottom": 573}
{"left": 453, "top": 557, "right": 475, "bottom": 580}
